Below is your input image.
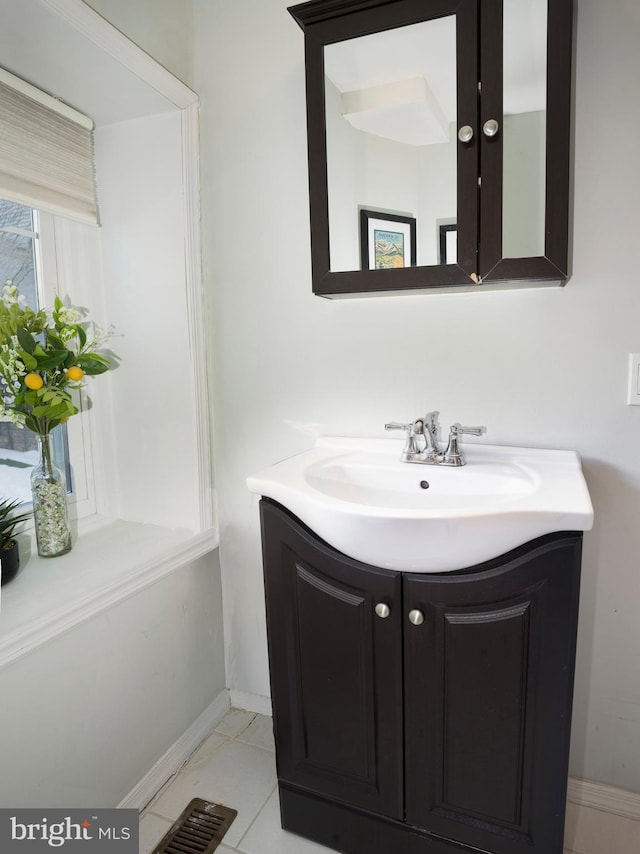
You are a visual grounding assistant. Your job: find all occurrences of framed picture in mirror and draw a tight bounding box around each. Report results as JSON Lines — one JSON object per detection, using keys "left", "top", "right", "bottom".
{"left": 438, "top": 222, "right": 457, "bottom": 265}
{"left": 360, "top": 209, "right": 417, "bottom": 271}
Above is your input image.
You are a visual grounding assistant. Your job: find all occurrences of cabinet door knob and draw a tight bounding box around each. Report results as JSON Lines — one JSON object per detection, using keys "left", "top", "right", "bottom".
{"left": 483, "top": 118, "right": 499, "bottom": 137}
{"left": 458, "top": 125, "right": 474, "bottom": 143}
{"left": 375, "top": 603, "right": 390, "bottom": 619}
{"left": 408, "top": 609, "right": 424, "bottom": 626}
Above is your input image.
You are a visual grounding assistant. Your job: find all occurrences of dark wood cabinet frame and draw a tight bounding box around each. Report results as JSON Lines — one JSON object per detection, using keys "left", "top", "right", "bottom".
{"left": 288, "top": 0, "right": 573, "bottom": 297}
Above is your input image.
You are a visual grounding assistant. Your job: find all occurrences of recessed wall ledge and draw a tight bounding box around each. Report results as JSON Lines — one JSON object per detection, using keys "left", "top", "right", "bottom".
{"left": 0, "top": 519, "right": 219, "bottom": 669}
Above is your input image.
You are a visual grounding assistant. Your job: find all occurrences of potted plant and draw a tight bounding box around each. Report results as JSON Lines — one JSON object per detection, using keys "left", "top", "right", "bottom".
{"left": 0, "top": 498, "right": 31, "bottom": 585}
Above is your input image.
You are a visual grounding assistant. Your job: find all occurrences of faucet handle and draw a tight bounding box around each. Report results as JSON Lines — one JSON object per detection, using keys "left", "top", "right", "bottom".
{"left": 443, "top": 422, "right": 487, "bottom": 466}
{"left": 450, "top": 423, "right": 487, "bottom": 437}
{"left": 385, "top": 420, "right": 422, "bottom": 457}
{"left": 385, "top": 421, "right": 412, "bottom": 432}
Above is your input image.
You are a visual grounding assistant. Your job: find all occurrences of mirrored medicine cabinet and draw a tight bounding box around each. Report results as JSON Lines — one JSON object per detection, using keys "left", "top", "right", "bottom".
{"left": 288, "top": 0, "right": 573, "bottom": 297}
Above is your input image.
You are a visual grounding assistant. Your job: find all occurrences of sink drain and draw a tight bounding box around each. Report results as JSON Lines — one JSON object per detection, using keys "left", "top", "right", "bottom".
{"left": 419, "top": 480, "right": 430, "bottom": 490}
{"left": 151, "top": 798, "right": 237, "bottom": 854}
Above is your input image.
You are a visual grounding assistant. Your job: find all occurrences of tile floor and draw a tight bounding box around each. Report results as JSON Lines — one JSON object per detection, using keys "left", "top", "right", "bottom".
{"left": 140, "top": 708, "right": 579, "bottom": 854}
{"left": 140, "top": 709, "right": 331, "bottom": 854}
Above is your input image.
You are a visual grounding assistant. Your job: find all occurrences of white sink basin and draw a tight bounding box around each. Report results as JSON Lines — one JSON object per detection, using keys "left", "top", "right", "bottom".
{"left": 247, "top": 437, "right": 593, "bottom": 572}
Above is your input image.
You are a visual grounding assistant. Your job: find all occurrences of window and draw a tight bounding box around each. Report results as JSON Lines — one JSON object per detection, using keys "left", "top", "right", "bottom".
{"left": 0, "top": 199, "right": 77, "bottom": 507}
{"left": 0, "top": 31, "right": 210, "bottom": 539}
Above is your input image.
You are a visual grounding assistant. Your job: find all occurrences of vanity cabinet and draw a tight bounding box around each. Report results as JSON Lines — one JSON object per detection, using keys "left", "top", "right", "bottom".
{"left": 289, "top": 0, "right": 574, "bottom": 296}
{"left": 260, "top": 498, "right": 582, "bottom": 854}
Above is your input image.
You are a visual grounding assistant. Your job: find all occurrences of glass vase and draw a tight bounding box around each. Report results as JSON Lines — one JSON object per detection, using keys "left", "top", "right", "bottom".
{"left": 30, "top": 432, "right": 71, "bottom": 558}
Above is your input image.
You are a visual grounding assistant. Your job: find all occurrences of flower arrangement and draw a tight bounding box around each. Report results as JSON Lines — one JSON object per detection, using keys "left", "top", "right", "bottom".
{"left": 0, "top": 280, "right": 114, "bottom": 557}
{"left": 0, "top": 280, "right": 111, "bottom": 434}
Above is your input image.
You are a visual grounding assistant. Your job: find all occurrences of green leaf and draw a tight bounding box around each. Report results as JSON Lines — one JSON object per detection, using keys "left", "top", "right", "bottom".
{"left": 24, "top": 414, "right": 41, "bottom": 433}
{"left": 35, "top": 349, "right": 69, "bottom": 371}
{"left": 54, "top": 295, "right": 64, "bottom": 313}
{"left": 21, "top": 389, "right": 39, "bottom": 404}
{"left": 82, "top": 352, "right": 109, "bottom": 364}
{"left": 77, "top": 326, "right": 87, "bottom": 348}
{"left": 46, "top": 331, "right": 65, "bottom": 350}
{"left": 77, "top": 355, "right": 110, "bottom": 375}
{"left": 32, "top": 401, "right": 73, "bottom": 419}
{"left": 20, "top": 350, "right": 37, "bottom": 371}
{"left": 16, "top": 326, "right": 36, "bottom": 354}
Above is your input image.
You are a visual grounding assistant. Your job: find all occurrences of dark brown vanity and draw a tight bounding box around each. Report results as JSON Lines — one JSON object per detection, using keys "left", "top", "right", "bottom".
{"left": 260, "top": 498, "right": 582, "bottom": 854}
{"left": 289, "top": 0, "right": 574, "bottom": 296}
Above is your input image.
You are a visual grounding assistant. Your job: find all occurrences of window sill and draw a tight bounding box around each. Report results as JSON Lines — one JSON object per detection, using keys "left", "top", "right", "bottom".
{"left": 0, "top": 519, "right": 219, "bottom": 669}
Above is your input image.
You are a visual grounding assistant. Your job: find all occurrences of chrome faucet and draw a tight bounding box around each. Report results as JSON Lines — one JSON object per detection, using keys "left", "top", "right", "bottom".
{"left": 421, "top": 410, "right": 441, "bottom": 457}
{"left": 385, "top": 411, "right": 486, "bottom": 466}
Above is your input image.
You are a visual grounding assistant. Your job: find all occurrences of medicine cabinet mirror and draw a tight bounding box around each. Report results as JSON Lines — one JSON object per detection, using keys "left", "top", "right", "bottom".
{"left": 288, "top": 0, "right": 573, "bottom": 297}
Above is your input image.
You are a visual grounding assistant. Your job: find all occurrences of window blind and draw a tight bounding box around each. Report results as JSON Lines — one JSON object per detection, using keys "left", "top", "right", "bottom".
{"left": 0, "top": 67, "right": 99, "bottom": 225}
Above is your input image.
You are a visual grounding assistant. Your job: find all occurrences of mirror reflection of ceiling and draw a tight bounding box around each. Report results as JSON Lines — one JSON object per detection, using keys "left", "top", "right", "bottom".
{"left": 324, "top": 19, "right": 456, "bottom": 147}
{"left": 324, "top": 2, "right": 546, "bottom": 148}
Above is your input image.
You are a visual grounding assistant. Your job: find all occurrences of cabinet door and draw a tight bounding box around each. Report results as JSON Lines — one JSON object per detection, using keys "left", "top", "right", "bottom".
{"left": 479, "top": 0, "right": 573, "bottom": 282}
{"left": 260, "top": 500, "right": 404, "bottom": 818}
{"left": 290, "top": 0, "right": 480, "bottom": 296}
{"left": 404, "top": 533, "right": 582, "bottom": 854}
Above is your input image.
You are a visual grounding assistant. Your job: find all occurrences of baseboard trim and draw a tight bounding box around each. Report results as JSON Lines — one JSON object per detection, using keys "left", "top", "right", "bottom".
{"left": 567, "top": 776, "right": 640, "bottom": 821}
{"left": 229, "top": 689, "right": 272, "bottom": 717}
{"left": 118, "top": 689, "right": 230, "bottom": 810}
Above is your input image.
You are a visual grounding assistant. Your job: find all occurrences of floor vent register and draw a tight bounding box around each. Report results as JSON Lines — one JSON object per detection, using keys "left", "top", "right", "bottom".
{"left": 151, "top": 798, "right": 237, "bottom": 854}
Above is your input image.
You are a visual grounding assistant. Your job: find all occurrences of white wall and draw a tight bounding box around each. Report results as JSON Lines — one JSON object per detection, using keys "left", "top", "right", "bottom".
{"left": 0, "top": 551, "right": 225, "bottom": 807}
{"left": 194, "top": 0, "right": 640, "bottom": 795}
{"left": 95, "top": 112, "right": 203, "bottom": 532}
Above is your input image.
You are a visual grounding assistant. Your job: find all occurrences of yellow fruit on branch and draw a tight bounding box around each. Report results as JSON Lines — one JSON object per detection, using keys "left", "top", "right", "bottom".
{"left": 66, "top": 366, "right": 85, "bottom": 381}
{"left": 25, "top": 372, "right": 44, "bottom": 390}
